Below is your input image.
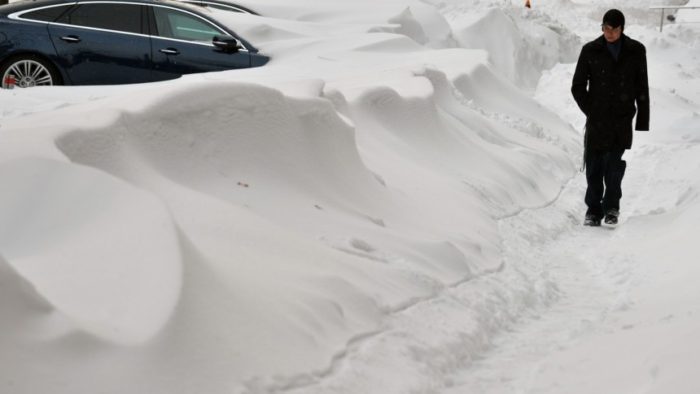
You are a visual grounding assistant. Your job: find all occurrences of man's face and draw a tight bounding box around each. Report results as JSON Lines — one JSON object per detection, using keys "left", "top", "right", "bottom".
{"left": 602, "top": 24, "right": 622, "bottom": 43}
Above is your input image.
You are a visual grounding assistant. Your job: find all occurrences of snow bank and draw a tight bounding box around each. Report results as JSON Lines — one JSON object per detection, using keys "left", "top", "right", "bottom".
{"left": 0, "top": 157, "right": 181, "bottom": 344}
{"left": 450, "top": 6, "right": 581, "bottom": 89}
{"left": 0, "top": 252, "right": 53, "bottom": 322}
{"left": 0, "top": 24, "right": 578, "bottom": 388}
{"left": 218, "top": 0, "right": 453, "bottom": 48}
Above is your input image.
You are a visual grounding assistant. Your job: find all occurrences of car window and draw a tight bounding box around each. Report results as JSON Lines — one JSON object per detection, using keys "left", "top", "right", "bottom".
{"left": 56, "top": 3, "right": 143, "bottom": 34}
{"left": 19, "top": 5, "right": 74, "bottom": 22}
{"left": 152, "top": 7, "right": 223, "bottom": 43}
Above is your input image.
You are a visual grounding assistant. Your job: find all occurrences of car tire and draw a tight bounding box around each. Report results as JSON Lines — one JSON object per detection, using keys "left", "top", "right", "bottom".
{"left": 1, "top": 55, "right": 62, "bottom": 89}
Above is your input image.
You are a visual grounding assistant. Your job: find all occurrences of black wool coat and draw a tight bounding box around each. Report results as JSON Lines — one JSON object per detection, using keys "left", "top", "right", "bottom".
{"left": 571, "top": 34, "right": 650, "bottom": 151}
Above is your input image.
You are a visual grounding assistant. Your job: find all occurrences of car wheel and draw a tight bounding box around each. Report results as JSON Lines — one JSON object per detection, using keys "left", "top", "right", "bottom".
{"left": 1, "top": 55, "right": 62, "bottom": 89}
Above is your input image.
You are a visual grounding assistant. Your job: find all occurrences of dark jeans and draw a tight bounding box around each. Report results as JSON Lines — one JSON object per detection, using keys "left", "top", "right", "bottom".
{"left": 585, "top": 150, "right": 626, "bottom": 217}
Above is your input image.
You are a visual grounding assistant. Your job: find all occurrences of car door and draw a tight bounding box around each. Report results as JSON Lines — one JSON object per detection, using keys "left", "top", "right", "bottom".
{"left": 148, "top": 4, "right": 251, "bottom": 81}
{"left": 48, "top": 2, "right": 153, "bottom": 85}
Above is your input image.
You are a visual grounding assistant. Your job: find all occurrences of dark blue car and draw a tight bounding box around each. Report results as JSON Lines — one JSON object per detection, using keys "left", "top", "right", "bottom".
{"left": 0, "top": 0, "right": 268, "bottom": 88}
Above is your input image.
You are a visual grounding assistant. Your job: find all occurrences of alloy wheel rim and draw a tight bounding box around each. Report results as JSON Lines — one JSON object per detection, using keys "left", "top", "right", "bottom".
{"left": 2, "top": 60, "right": 54, "bottom": 88}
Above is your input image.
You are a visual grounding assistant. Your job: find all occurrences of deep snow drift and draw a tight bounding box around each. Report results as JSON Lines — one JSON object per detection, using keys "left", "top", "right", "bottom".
{"left": 1, "top": 0, "right": 700, "bottom": 393}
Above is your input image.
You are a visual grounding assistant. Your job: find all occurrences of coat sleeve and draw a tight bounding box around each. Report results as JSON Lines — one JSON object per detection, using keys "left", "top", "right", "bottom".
{"left": 571, "top": 47, "right": 591, "bottom": 117}
{"left": 634, "top": 45, "right": 650, "bottom": 131}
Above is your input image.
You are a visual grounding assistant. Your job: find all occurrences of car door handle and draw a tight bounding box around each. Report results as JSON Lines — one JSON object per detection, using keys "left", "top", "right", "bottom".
{"left": 60, "top": 35, "right": 81, "bottom": 43}
{"left": 159, "top": 48, "right": 180, "bottom": 55}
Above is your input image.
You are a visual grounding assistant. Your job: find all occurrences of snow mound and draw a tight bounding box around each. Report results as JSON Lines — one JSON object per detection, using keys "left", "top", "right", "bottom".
{"left": 451, "top": 7, "right": 581, "bottom": 89}
{"left": 0, "top": 253, "right": 53, "bottom": 317}
{"left": 229, "top": 0, "right": 453, "bottom": 47}
{"left": 0, "top": 157, "right": 181, "bottom": 344}
{"left": 42, "top": 62, "right": 577, "bottom": 388}
{"left": 55, "top": 81, "right": 388, "bottom": 221}
{"left": 346, "top": 65, "right": 577, "bottom": 217}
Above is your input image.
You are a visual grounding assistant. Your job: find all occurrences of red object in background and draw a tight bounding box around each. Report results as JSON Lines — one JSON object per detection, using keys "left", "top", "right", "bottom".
{"left": 4, "top": 74, "right": 16, "bottom": 87}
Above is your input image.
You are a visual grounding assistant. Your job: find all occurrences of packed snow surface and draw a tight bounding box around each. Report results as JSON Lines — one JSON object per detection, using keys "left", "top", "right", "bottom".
{"left": 1, "top": 0, "right": 700, "bottom": 393}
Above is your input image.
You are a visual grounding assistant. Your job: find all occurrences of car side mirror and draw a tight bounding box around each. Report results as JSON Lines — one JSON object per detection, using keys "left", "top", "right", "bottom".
{"left": 213, "top": 35, "right": 241, "bottom": 53}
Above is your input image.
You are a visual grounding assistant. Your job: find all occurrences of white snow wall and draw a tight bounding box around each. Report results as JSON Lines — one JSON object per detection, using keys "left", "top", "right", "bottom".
{"left": 0, "top": 3, "right": 585, "bottom": 392}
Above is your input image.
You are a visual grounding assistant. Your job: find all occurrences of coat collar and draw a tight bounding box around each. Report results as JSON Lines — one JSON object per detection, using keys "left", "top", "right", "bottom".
{"left": 591, "top": 34, "right": 629, "bottom": 60}
{"left": 591, "top": 34, "right": 628, "bottom": 50}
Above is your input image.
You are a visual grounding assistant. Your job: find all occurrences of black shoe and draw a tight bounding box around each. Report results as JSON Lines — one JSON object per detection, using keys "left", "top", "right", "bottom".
{"left": 584, "top": 214, "right": 602, "bottom": 226}
{"left": 604, "top": 209, "right": 619, "bottom": 225}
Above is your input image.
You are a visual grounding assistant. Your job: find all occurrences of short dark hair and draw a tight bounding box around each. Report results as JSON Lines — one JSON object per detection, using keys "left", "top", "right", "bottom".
{"left": 603, "top": 9, "right": 625, "bottom": 29}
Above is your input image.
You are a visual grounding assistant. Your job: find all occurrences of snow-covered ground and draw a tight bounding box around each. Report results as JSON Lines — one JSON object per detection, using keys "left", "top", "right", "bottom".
{"left": 1, "top": 0, "right": 700, "bottom": 393}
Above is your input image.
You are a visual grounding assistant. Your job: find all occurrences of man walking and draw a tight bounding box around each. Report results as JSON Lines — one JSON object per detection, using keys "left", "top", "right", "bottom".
{"left": 571, "top": 9, "right": 650, "bottom": 226}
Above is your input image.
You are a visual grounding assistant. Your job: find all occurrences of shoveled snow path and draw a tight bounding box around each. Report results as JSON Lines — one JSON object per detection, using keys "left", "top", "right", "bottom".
{"left": 277, "top": 133, "right": 691, "bottom": 394}
{"left": 447, "top": 126, "right": 700, "bottom": 392}
{"left": 275, "top": 109, "right": 652, "bottom": 393}
{"left": 443, "top": 144, "right": 659, "bottom": 392}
